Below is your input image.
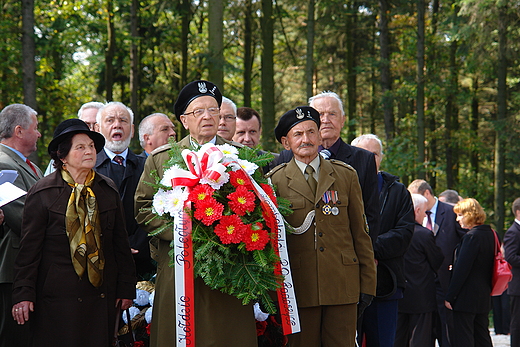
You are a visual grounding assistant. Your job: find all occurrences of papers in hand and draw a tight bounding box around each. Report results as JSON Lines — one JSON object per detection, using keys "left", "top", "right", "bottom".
{"left": 0, "top": 182, "right": 26, "bottom": 207}
{"left": 0, "top": 170, "right": 18, "bottom": 185}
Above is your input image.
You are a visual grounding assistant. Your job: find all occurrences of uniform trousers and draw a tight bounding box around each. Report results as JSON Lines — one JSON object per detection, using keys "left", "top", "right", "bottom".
{"left": 450, "top": 310, "right": 492, "bottom": 347}
{"left": 394, "top": 311, "right": 435, "bottom": 347}
{"left": 358, "top": 296, "right": 399, "bottom": 347}
{"left": 288, "top": 304, "right": 357, "bottom": 347}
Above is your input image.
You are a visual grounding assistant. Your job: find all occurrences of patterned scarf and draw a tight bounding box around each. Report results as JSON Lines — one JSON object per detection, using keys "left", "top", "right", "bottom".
{"left": 61, "top": 169, "right": 105, "bottom": 287}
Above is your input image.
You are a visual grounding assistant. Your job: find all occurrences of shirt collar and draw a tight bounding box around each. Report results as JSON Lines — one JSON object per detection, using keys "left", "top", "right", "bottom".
{"left": 104, "top": 147, "right": 129, "bottom": 165}
{"left": 294, "top": 155, "right": 320, "bottom": 179}
{"left": 189, "top": 136, "right": 217, "bottom": 148}
{"left": 0, "top": 143, "right": 26, "bottom": 161}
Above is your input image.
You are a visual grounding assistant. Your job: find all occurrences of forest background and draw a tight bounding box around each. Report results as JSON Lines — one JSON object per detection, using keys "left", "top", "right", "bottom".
{"left": 1, "top": 0, "right": 520, "bottom": 235}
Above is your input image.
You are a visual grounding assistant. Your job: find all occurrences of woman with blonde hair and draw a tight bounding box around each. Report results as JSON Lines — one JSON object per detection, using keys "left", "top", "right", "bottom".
{"left": 445, "top": 198, "right": 494, "bottom": 347}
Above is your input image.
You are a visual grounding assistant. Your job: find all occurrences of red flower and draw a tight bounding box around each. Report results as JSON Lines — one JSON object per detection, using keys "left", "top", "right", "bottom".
{"left": 227, "top": 185, "right": 256, "bottom": 216}
{"left": 188, "top": 184, "right": 215, "bottom": 206}
{"left": 261, "top": 183, "right": 278, "bottom": 207}
{"left": 243, "top": 223, "right": 270, "bottom": 251}
{"left": 193, "top": 198, "right": 224, "bottom": 226}
{"left": 214, "top": 215, "right": 247, "bottom": 244}
{"left": 145, "top": 323, "right": 151, "bottom": 335}
{"left": 256, "top": 320, "right": 268, "bottom": 336}
{"left": 133, "top": 341, "right": 145, "bottom": 347}
{"left": 229, "top": 170, "right": 254, "bottom": 190}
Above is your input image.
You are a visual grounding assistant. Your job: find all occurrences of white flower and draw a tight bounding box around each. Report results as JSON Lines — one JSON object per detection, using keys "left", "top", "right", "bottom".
{"left": 122, "top": 306, "right": 141, "bottom": 324}
{"left": 134, "top": 289, "right": 150, "bottom": 306}
{"left": 152, "top": 189, "right": 169, "bottom": 216}
{"left": 200, "top": 170, "right": 229, "bottom": 190}
{"left": 149, "top": 290, "right": 155, "bottom": 306}
{"left": 217, "top": 144, "right": 239, "bottom": 159}
{"left": 164, "top": 186, "right": 189, "bottom": 216}
{"left": 229, "top": 158, "right": 258, "bottom": 175}
{"left": 161, "top": 165, "right": 183, "bottom": 187}
{"left": 145, "top": 306, "right": 153, "bottom": 323}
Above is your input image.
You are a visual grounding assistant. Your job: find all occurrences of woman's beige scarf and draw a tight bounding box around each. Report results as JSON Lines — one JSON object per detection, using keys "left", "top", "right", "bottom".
{"left": 61, "top": 169, "right": 105, "bottom": 287}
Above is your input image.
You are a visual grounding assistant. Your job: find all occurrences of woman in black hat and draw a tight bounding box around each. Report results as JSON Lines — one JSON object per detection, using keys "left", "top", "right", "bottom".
{"left": 11, "top": 119, "right": 136, "bottom": 346}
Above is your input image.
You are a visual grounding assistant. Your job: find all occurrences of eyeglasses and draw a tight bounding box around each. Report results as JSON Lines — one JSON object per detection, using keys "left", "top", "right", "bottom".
{"left": 184, "top": 107, "right": 220, "bottom": 118}
{"left": 219, "top": 115, "right": 236, "bottom": 122}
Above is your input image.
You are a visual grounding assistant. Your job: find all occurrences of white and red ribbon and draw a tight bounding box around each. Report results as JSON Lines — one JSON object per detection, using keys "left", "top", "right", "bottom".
{"left": 170, "top": 145, "right": 227, "bottom": 187}
{"left": 173, "top": 202, "right": 195, "bottom": 346}
{"left": 248, "top": 176, "right": 301, "bottom": 335}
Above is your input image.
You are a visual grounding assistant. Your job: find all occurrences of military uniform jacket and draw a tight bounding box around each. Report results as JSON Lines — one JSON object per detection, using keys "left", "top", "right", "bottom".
{"left": 135, "top": 135, "right": 257, "bottom": 347}
{"left": 267, "top": 158, "right": 376, "bottom": 308}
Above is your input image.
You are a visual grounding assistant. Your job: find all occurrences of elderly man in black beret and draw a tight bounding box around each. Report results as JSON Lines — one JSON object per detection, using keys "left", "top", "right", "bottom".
{"left": 135, "top": 80, "right": 257, "bottom": 347}
{"left": 266, "top": 106, "right": 376, "bottom": 347}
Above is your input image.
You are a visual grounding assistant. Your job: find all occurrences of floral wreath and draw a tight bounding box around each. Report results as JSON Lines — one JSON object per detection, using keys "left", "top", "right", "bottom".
{"left": 146, "top": 142, "right": 292, "bottom": 314}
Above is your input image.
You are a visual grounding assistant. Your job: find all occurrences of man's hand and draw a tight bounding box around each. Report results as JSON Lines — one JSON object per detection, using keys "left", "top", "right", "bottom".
{"left": 357, "top": 293, "right": 373, "bottom": 318}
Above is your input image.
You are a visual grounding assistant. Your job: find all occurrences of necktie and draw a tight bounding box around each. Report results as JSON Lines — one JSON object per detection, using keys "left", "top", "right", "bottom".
{"left": 113, "top": 155, "right": 124, "bottom": 166}
{"left": 426, "top": 211, "right": 433, "bottom": 231}
{"left": 26, "top": 158, "right": 38, "bottom": 177}
{"left": 305, "top": 165, "right": 317, "bottom": 195}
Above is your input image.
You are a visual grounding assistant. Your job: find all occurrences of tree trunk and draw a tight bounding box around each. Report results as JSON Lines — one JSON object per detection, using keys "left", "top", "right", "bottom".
{"left": 445, "top": 39, "right": 459, "bottom": 188}
{"left": 470, "top": 77, "right": 479, "bottom": 198}
{"left": 180, "top": 0, "right": 191, "bottom": 87}
{"left": 416, "top": 0, "right": 425, "bottom": 179}
{"left": 379, "top": 0, "right": 393, "bottom": 142}
{"left": 22, "top": 0, "right": 36, "bottom": 109}
{"left": 130, "top": 0, "right": 139, "bottom": 119}
{"left": 495, "top": 4, "right": 507, "bottom": 233}
{"left": 243, "top": 0, "right": 253, "bottom": 106}
{"left": 261, "top": 0, "right": 275, "bottom": 151}
{"left": 346, "top": 1, "right": 357, "bottom": 142}
{"left": 208, "top": 0, "right": 224, "bottom": 90}
{"left": 305, "top": 0, "right": 315, "bottom": 100}
{"left": 105, "top": 0, "right": 115, "bottom": 101}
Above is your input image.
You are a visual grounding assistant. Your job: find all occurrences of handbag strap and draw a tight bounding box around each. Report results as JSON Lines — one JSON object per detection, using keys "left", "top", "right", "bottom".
{"left": 492, "top": 229, "right": 500, "bottom": 255}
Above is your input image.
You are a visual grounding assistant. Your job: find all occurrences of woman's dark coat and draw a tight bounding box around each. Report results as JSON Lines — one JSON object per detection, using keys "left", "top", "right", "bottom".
{"left": 12, "top": 170, "right": 136, "bottom": 347}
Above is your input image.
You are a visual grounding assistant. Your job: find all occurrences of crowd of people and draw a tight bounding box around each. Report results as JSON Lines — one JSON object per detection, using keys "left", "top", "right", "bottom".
{"left": 0, "top": 79, "right": 519, "bottom": 347}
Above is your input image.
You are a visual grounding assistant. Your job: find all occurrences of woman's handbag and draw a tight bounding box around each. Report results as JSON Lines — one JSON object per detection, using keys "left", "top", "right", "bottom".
{"left": 491, "top": 230, "right": 513, "bottom": 296}
{"left": 113, "top": 304, "right": 135, "bottom": 347}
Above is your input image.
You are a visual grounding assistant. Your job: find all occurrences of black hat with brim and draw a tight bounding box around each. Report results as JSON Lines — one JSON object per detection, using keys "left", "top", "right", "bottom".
{"left": 274, "top": 106, "right": 321, "bottom": 143}
{"left": 174, "top": 80, "right": 222, "bottom": 121}
{"left": 48, "top": 118, "right": 105, "bottom": 155}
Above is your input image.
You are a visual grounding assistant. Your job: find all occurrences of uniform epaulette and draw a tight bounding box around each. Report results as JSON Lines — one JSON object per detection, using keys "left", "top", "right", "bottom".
{"left": 330, "top": 159, "right": 355, "bottom": 171}
{"left": 265, "top": 162, "right": 287, "bottom": 177}
{"left": 151, "top": 143, "right": 172, "bottom": 155}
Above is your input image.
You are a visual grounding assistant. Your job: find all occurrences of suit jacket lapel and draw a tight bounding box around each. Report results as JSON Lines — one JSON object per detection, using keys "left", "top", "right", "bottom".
{"left": 0, "top": 145, "right": 39, "bottom": 180}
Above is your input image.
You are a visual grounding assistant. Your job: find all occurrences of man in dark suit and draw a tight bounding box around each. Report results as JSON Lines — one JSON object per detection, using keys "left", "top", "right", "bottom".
{"left": 94, "top": 102, "right": 152, "bottom": 278}
{"left": 504, "top": 197, "right": 520, "bottom": 347}
{"left": 0, "top": 104, "right": 42, "bottom": 347}
{"left": 407, "top": 179, "right": 466, "bottom": 347}
{"left": 395, "top": 193, "right": 444, "bottom": 347}
{"left": 274, "top": 92, "right": 380, "bottom": 242}
{"left": 268, "top": 106, "right": 376, "bottom": 347}
{"left": 352, "top": 134, "right": 414, "bottom": 347}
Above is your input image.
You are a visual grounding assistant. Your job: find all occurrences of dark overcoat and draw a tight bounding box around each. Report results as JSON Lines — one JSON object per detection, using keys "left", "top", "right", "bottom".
{"left": 12, "top": 170, "right": 136, "bottom": 347}
{"left": 135, "top": 135, "right": 258, "bottom": 347}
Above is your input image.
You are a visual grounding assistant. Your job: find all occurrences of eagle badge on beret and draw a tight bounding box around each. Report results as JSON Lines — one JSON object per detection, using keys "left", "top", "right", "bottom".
{"left": 198, "top": 82, "right": 207, "bottom": 93}
{"left": 296, "top": 108, "right": 305, "bottom": 119}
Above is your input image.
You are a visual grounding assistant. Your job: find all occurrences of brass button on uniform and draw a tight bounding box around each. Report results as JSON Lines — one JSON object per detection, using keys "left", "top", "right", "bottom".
{"left": 319, "top": 247, "right": 324, "bottom": 252}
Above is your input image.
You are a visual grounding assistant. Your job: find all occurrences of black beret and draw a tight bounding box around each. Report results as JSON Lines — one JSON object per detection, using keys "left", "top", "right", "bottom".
{"left": 174, "top": 80, "right": 222, "bottom": 121}
{"left": 48, "top": 118, "right": 105, "bottom": 154}
{"left": 274, "top": 106, "right": 321, "bottom": 143}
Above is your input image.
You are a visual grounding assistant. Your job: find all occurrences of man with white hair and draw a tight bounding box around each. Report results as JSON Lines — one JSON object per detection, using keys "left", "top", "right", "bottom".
{"left": 95, "top": 102, "right": 152, "bottom": 278}
{"left": 274, "top": 92, "right": 380, "bottom": 244}
{"left": 138, "top": 113, "right": 176, "bottom": 157}
{"left": 217, "top": 96, "right": 237, "bottom": 141}
{"left": 352, "top": 134, "right": 414, "bottom": 347}
{"left": 395, "top": 194, "right": 444, "bottom": 347}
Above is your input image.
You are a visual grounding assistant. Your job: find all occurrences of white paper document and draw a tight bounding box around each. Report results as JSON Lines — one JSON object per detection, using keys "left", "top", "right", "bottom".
{"left": 0, "top": 182, "right": 26, "bottom": 207}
